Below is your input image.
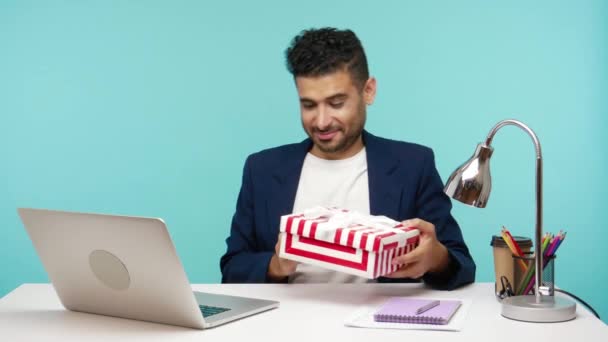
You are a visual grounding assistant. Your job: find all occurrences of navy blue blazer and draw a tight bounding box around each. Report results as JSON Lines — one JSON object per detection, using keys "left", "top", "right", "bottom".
{"left": 220, "top": 131, "right": 475, "bottom": 290}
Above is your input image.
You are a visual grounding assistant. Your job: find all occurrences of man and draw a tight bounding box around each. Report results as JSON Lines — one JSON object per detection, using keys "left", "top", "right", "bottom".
{"left": 220, "top": 27, "right": 475, "bottom": 290}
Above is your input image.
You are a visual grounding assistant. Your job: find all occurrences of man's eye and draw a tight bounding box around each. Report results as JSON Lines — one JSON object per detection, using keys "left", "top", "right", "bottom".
{"left": 302, "top": 103, "right": 316, "bottom": 109}
{"left": 330, "top": 102, "right": 344, "bottom": 108}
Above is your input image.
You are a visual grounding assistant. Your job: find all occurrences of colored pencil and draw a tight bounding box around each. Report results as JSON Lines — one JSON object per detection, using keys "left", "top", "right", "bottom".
{"left": 521, "top": 231, "right": 567, "bottom": 295}
{"left": 545, "top": 231, "right": 563, "bottom": 257}
{"left": 517, "top": 232, "right": 552, "bottom": 295}
{"left": 501, "top": 227, "right": 528, "bottom": 271}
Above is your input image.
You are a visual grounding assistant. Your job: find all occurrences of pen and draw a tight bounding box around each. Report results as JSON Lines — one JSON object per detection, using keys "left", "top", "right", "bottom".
{"left": 416, "top": 300, "right": 440, "bottom": 315}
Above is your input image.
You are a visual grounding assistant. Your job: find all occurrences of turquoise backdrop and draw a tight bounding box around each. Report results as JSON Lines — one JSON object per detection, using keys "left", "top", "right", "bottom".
{"left": 1, "top": 0, "right": 606, "bottom": 322}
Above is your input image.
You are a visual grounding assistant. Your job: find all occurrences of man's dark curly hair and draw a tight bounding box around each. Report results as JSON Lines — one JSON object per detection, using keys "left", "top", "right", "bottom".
{"left": 285, "top": 27, "right": 369, "bottom": 88}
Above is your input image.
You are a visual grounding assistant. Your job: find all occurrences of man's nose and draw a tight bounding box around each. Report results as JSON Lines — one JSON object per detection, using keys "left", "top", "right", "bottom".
{"left": 315, "top": 106, "right": 332, "bottom": 130}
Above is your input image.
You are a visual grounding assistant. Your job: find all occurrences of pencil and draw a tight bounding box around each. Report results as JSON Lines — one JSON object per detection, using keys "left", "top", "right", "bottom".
{"left": 521, "top": 231, "right": 567, "bottom": 295}
{"left": 501, "top": 227, "right": 528, "bottom": 272}
{"left": 545, "top": 231, "right": 562, "bottom": 257}
{"left": 517, "top": 232, "right": 552, "bottom": 295}
{"left": 503, "top": 226, "right": 525, "bottom": 256}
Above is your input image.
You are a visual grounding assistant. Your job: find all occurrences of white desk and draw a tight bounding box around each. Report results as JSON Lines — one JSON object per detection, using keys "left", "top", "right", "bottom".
{"left": 0, "top": 283, "right": 606, "bottom": 341}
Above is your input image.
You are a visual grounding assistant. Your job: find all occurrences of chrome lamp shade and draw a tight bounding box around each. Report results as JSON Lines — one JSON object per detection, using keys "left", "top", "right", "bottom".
{"left": 443, "top": 119, "right": 576, "bottom": 323}
{"left": 444, "top": 143, "right": 493, "bottom": 208}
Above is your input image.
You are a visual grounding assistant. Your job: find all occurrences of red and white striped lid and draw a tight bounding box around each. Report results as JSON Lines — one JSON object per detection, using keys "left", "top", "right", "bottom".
{"left": 280, "top": 206, "right": 419, "bottom": 253}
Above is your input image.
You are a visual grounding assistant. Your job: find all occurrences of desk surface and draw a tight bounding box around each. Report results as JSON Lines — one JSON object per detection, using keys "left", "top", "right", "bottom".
{"left": 1, "top": 283, "right": 606, "bottom": 341}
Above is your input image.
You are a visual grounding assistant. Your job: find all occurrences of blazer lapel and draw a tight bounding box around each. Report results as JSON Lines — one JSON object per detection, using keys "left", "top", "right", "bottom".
{"left": 266, "top": 138, "right": 311, "bottom": 230}
{"left": 364, "top": 131, "right": 403, "bottom": 219}
{"left": 266, "top": 131, "right": 403, "bottom": 228}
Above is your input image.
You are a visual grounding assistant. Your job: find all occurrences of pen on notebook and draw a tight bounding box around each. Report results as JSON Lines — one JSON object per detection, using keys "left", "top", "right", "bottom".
{"left": 416, "top": 300, "right": 440, "bottom": 315}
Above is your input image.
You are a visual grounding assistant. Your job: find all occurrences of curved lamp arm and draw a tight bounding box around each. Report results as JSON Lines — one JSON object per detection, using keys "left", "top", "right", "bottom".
{"left": 484, "top": 119, "right": 544, "bottom": 304}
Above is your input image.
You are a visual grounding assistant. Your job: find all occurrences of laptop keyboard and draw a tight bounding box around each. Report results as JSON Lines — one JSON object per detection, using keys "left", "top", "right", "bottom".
{"left": 199, "top": 305, "right": 231, "bottom": 318}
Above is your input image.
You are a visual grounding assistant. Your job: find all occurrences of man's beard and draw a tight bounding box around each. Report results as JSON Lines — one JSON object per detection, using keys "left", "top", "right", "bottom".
{"left": 313, "top": 126, "right": 362, "bottom": 154}
{"left": 310, "top": 105, "right": 366, "bottom": 155}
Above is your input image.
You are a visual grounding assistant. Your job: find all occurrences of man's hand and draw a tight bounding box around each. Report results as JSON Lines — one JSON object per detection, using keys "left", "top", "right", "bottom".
{"left": 385, "top": 218, "right": 449, "bottom": 279}
{"left": 267, "top": 233, "right": 298, "bottom": 280}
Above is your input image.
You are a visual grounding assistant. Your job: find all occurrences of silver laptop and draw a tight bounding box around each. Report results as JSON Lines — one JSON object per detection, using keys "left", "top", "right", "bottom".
{"left": 17, "top": 208, "right": 279, "bottom": 329}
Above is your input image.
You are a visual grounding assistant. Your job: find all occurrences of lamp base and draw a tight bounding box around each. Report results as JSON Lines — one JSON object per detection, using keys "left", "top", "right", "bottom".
{"left": 501, "top": 295, "right": 576, "bottom": 322}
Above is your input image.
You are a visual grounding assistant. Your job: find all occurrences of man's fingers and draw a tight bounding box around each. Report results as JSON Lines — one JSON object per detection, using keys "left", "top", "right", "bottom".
{"left": 275, "top": 233, "right": 285, "bottom": 254}
{"left": 385, "top": 262, "right": 425, "bottom": 279}
{"left": 402, "top": 218, "right": 435, "bottom": 235}
{"left": 274, "top": 233, "right": 298, "bottom": 273}
{"left": 392, "top": 244, "right": 423, "bottom": 266}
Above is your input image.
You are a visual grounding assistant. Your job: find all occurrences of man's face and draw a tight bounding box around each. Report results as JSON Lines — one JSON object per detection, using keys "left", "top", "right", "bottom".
{"left": 295, "top": 69, "right": 376, "bottom": 160}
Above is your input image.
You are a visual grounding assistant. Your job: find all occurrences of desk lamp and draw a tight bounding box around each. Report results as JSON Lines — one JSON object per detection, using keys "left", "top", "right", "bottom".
{"left": 443, "top": 119, "right": 576, "bottom": 322}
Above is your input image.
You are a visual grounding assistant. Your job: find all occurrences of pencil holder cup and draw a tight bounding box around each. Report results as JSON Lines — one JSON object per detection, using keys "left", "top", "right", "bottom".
{"left": 512, "top": 252, "right": 555, "bottom": 297}
{"left": 491, "top": 235, "right": 532, "bottom": 300}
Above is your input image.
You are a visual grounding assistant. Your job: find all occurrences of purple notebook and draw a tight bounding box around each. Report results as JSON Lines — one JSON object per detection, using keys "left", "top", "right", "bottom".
{"left": 373, "top": 298, "right": 461, "bottom": 325}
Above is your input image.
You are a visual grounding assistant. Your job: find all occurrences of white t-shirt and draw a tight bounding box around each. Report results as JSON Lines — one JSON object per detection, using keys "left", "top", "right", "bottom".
{"left": 289, "top": 147, "right": 372, "bottom": 283}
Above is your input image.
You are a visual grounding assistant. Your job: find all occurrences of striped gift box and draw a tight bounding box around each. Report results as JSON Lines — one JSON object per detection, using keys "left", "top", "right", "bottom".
{"left": 278, "top": 206, "right": 420, "bottom": 279}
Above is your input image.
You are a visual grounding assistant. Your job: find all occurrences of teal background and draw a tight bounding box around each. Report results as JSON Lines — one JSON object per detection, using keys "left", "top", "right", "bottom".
{"left": 1, "top": 0, "right": 606, "bottom": 322}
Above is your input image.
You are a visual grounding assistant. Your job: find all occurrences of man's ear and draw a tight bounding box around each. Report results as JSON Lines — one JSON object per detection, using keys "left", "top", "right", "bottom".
{"left": 363, "top": 77, "right": 377, "bottom": 105}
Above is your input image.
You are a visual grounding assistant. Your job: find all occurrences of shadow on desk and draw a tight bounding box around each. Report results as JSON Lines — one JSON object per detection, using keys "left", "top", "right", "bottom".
{"left": 0, "top": 309, "right": 201, "bottom": 335}
{"left": 276, "top": 283, "right": 437, "bottom": 305}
